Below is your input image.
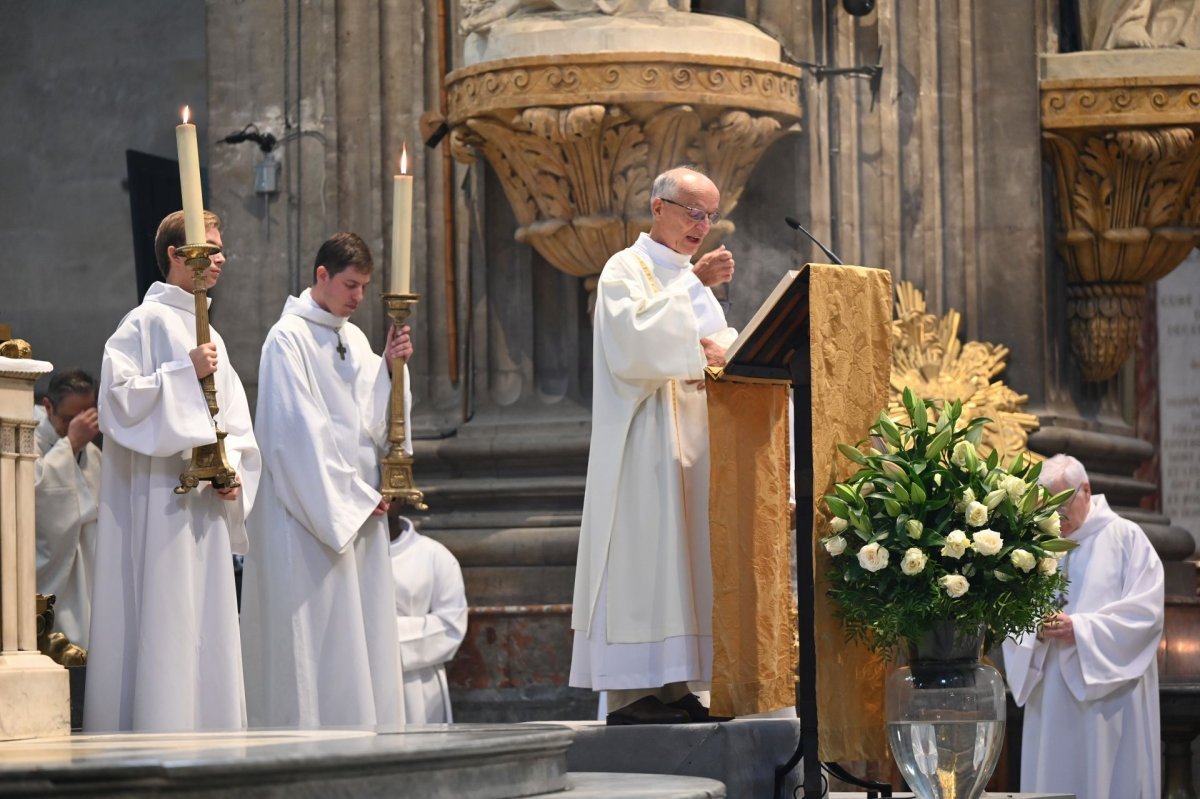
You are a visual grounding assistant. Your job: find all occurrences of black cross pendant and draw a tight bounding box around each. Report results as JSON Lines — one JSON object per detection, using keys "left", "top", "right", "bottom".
{"left": 336, "top": 336, "right": 347, "bottom": 360}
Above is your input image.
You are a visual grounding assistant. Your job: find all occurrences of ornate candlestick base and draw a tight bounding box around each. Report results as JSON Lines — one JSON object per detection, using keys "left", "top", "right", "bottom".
{"left": 174, "top": 243, "right": 240, "bottom": 495}
{"left": 381, "top": 293, "right": 427, "bottom": 510}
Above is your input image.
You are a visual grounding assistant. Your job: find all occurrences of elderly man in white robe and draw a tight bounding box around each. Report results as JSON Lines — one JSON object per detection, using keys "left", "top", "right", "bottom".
{"left": 570, "top": 166, "right": 738, "bottom": 725}
{"left": 240, "top": 232, "right": 412, "bottom": 728}
{"left": 85, "top": 210, "right": 261, "bottom": 732}
{"left": 1002, "top": 454, "right": 1164, "bottom": 799}
{"left": 390, "top": 515, "right": 468, "bottom": 723}
{"left": 34, "top": 369, "right": 101, "bottom": 647}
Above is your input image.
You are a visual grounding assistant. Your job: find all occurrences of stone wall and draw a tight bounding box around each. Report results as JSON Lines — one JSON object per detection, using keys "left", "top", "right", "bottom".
{"left": 0, "top": 1, "right": 208, "bottom": 377}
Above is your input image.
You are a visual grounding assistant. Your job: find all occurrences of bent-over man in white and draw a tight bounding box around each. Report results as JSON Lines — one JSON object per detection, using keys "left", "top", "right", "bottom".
{"left": 35, "top": 369, "right": 101, "bottom": 647}
{"left": 390, "top": 515, "right": 468, "bottom": 723}
{"left": 570, "top": 166, "right": 738, "bottom": 725}
{"left": 85, "top": 210, "right": 261, "bottom": 732}
{"left": 1003, "top": 454, "right": 1163, "bottom": 799}
{"left": 241, "top": 232, "right": 412, "bottom": 728}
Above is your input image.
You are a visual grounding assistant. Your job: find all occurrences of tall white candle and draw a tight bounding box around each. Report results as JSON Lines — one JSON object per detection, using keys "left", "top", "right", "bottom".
{"left": 175, "top": 106, "right": 206, "bottom": 245}
{"left": 391, "top": 145, "right": 414, "bottom": 294}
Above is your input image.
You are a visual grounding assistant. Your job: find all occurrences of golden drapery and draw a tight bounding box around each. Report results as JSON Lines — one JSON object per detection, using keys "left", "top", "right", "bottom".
{"left": 707, "top": 263, "right": 892, "bottom": 760}
{"left": 707, "top": 379, "right": 796, "bottom": 717}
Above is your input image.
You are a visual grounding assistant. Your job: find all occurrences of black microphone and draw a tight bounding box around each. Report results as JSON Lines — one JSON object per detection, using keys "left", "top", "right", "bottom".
{"left": 784, "top": 216, "right": 844, "bottom": 265}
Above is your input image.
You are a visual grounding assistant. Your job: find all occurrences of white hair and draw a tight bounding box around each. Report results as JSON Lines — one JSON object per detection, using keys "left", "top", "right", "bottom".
{"left": 1038, "top": 454, "right": 1089, "bottom": 491}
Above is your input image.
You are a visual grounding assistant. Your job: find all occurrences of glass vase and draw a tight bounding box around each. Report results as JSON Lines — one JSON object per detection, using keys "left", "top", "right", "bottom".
{"left": 885, "top": 622, "right": 1006, "bottom": 799}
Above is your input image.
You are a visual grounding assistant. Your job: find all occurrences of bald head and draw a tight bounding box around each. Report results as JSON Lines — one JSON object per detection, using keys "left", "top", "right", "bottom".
{"left": 651, "top": 167, "right": 716, "bottom": 204}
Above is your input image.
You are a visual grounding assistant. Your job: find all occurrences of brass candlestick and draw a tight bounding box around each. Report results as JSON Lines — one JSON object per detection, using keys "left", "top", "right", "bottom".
{"left": 380, "top": 292, "right": 427, "bottom": 510}
{"left": 175, "top": 243, "right": 239, "bottom": 495}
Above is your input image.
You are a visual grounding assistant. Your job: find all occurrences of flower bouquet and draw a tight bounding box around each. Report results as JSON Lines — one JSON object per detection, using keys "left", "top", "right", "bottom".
{"left": 821, "top": 389, "right": 1079, "bottom": 656}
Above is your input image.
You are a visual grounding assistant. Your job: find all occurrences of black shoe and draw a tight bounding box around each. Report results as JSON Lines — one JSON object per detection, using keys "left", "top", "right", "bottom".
{"left": 606, "top": 696, "right": 691, "bottom": 726}
{"left": 668, "top": 693, "right": 733, "bottom": 723}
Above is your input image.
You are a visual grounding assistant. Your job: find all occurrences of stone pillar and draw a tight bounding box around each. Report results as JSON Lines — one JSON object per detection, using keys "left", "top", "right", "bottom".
{"left": 0, "top": 354, "right": 69, "bottom": 739}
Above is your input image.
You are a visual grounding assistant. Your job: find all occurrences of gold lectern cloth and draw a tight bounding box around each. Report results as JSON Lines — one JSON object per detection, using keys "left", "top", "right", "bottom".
{"left": 707, "top": 379, "right": 796, "bottom": 717}
{"left": 809, "top": 264, "right": 892, "bottom": 761}
{"left": 706, "top": 264, "right": 892, "bottom": 759}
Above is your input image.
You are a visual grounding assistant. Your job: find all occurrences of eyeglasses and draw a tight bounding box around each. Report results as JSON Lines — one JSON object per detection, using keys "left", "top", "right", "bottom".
{"left": 660, "top": 197, "right": 721, "bottom": 225}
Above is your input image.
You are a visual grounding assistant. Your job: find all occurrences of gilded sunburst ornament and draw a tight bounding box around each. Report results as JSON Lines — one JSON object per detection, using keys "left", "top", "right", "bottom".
{"left": 889, "top": 282, "right": 1039, "bottom": 461}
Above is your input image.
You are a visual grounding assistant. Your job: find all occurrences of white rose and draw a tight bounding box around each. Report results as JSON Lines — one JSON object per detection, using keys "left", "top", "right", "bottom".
{"left": 971, "top": 529, "right": 1003, "bottom": 556}
{"left": 965, "top": 500, "right": 989, "bottom": 527}
{"left": 1002, "top": 475, "right": 1028, "bottom": 502}
{"left": 1038, "top": 512, "right": 1061, "bottom": 537}
{"left": 941, "top": 530, "right": 969, "bottom": 559}
{"left": 940, "top": 574, "right": 970, "bottom": 598}
{"left": 951, "top": 440, "right": 976, "bottom": 469}
{"left": 954, "top": 487, "right": 976, "bottom": 514}
{"left": 901, "top": 547, "right": 928, "bottom": 576}
{"left": 1010, "top": 548, "right": 1036, "bottom": 572}
{"left": 1038, "top": 556, "right": 1058, "bottom": 576}
{"left": 857, "top": 542, "right": 890, "bottom": 573}
{"left": 824, "top": 535, "right": 847, "bottom": 556}
{"left": 829, "top": 516, "right": 848, "bottom": 534}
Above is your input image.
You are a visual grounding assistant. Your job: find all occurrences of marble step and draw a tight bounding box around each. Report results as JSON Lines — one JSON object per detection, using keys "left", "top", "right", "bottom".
{"left": 0, "top": 725, "right": 573, "bottom": 798}
{"left": 530, "top": 772, "right": 726, "bottom": 797}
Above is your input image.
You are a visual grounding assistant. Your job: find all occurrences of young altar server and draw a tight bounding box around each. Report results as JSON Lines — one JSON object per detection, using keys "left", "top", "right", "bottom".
{"left": 85, "top": 210, "right": 261, "bottom": 732}
{"left": 1003, "top": 454, "right": 1164, "bottom": 799}
{"left": 390, "top": 515, "right": 468, "bottom": 723}
{"left": 240, "top": 232, "right": 413, "bottom": 728}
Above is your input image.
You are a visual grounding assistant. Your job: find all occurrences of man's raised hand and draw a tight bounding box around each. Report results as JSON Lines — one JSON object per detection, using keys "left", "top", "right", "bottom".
{"left": 693, "top": 246, "right": 735, "bottom": 287}
{"left": 385, "top": 324, "right": 413, "bottom": 372}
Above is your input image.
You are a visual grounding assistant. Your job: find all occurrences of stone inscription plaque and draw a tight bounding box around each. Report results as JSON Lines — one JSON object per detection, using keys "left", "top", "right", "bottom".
{"left": 1158, "top": 252, "right": 1200, "bottom": 550}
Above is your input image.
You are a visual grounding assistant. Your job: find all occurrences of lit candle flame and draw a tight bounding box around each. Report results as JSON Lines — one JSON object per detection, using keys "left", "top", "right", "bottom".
{"left": 400, "top": 145, "right": 408, "bottom": 176}
{"left": 182, "top": 105, "right": 191, "bottom": 125}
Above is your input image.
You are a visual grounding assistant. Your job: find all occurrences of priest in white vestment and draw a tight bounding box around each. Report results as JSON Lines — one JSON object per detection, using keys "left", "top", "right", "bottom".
{"left": 85, "top": 211, "right": 261, "bottom": 732}
{"left": 570, "top": 166, "right": 738, "bottom": 725}
{"left": 390, "top": 515, "right": 468, "bottom": 723}
{"left": 34, "top": 369, "right": 101, "bottom": 647}
{"left": 240, "top": 232, "right": 412, "bottom": 728}
{"left": 1003, "top": 454, "right": 1164, "bottom": 799}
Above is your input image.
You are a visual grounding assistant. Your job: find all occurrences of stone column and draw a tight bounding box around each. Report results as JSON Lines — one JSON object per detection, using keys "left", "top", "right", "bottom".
{"left": 0, "top": 354, "right": 69, "bottom": 739}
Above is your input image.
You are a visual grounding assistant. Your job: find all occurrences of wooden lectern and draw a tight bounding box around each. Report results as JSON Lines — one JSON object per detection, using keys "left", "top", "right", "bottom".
{"left": 708, "top": 264, "right": 893, "bottom": 799}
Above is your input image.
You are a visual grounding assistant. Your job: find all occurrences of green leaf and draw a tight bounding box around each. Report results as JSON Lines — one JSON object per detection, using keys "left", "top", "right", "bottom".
{"left": 1021, "top": 483, "right": 1040, "bottom": 514}
{"left": 1040, "top": 538, "right": 1079, "bottom": 552}
{"left": 1046, "top": 488, "right": 1076, "bottom": 509}
{"left": 837, "top": 443, "right": 868, "bottom": 466}
{"left": 986, "top": 449, "right": 999, "bottom": 471}
{"left": 1009, "top": 453, "right": 1026, "bottom": 475}
{"left": 1025, "top": 461, "right": 1043, "bottom": 485}
{"left": 925, "top": 428, "right": 952, "bottom": 460}
{"left": 912, "top": 398, "right": 928, "bottom": 431}
{"left": 835, "top": 483, "right": 861, "bottom": 506}
{"left": 825, "top": 495, "right": 851, "bottom": 518}
{"left": 966, "top": 425, "right": 984, "bottom": 446}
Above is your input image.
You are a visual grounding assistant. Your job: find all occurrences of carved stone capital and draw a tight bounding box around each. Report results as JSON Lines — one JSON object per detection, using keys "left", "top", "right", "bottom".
{"left": 1041, "top": 74, "right": 1200, "bottom": 381}
{"left": 446, "top": 53, "right": 802, "bottom": 277}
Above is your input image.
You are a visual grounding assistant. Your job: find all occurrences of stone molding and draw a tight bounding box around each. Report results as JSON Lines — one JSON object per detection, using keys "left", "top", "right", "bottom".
{"left": 446, "top": 53, "right": 802, "bottom": 277}
{"left": 1042, "top": 77, "right": 1200, "bottom": 130}
{"left": 1041, "top": 74, "right": 1200, "bottom": 381}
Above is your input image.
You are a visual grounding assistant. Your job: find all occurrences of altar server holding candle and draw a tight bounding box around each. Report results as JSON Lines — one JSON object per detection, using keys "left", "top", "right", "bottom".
{"left": 240, "top": 232, "right": 414, "bottom": 728}
{"left": 84, "top": 210, "right": 260, "bottom": 732}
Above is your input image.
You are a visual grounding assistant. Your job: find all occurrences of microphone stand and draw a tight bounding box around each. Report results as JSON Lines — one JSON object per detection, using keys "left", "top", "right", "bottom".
{"left": 785, "top": 216, "right": 844, "bottom": 265}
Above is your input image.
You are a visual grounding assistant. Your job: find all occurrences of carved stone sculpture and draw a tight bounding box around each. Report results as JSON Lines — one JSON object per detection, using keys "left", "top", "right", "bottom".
{"left": 461, "top": 0, "right": 672, "bottom": 35}
{"left": 1080, "top": 0, "right": 1199, "bottom": 49}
